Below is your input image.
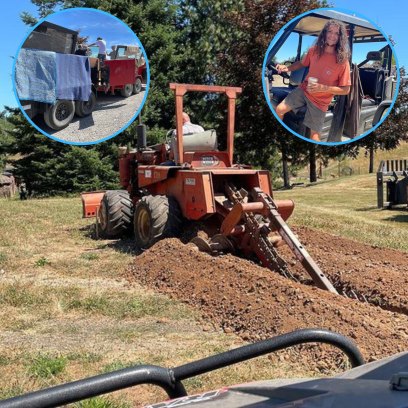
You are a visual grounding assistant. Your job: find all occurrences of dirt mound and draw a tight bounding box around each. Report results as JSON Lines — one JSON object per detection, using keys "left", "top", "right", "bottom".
{"left": 129, "top": 230, "right": 408, "bottom": 364}
{"left": 290, "top": 227, "right": 408, "bottom": 313}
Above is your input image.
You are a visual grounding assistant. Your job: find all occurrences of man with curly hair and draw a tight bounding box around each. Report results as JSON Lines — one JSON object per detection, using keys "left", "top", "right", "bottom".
{"left": 275, "top": 20, "right": 351, "bottom": 142}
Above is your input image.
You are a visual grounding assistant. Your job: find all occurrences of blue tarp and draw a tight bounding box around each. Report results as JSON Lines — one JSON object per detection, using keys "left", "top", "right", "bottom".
{"left": 15, "top": 48, "right": 57, "bottom": 104}
{"left": 15, "top": 49, "right": 92, "bottom": 104}
{"left": 56, "top": 53, "right": 92, "bottom": 102}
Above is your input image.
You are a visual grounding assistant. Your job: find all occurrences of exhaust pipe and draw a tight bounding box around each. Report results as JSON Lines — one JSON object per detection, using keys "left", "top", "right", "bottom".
{"left": 137, "top": 124, "right": 146, "bottom": 150}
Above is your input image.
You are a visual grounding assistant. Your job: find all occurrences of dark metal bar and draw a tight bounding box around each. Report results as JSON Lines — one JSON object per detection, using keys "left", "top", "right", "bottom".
{"left": 386, "top": 45, "right": 392, "bottom": 73}
{"left": 137, "top": 124, "right": 147, "bottom": 150}
{"left": 377, "top": 170, "right": 384, "bottom": 208}
{"left": 266, "top": 18, "right": 300, "bottom": 66}
{"left": 0, "top": 365, "right": 186, "bottom": 408}
{"left": 173, "top": 329, "right": 364, "bottom": 380}
{"left": 348, "top": 24, "right": 355, "bottom": 63}
{"left": 296, "top": 33, "right": 303, "bottom": 61}
{"left": 0, "top": 329, "right": 364, "bottom": 408}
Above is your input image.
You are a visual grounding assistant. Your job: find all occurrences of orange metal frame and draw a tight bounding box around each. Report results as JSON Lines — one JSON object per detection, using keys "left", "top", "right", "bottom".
{"left": 83, "top": 83, "right": 293, "bottom": 225}
{"left": 81, "top": 191, "right": 105, "bottom": 218}
{"left": 169, "top": 83, "right": 242, "bottom": 165}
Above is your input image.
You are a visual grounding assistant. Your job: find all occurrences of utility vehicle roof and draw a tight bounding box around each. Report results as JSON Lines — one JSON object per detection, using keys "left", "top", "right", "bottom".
{"left": 292, "top": 10, "right": 385, "bottom": 43}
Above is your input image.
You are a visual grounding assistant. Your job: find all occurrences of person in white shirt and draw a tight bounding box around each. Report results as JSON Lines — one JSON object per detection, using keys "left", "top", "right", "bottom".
{"left": 168, "top": 112, "right": 205, "bottom": 164}
{"left": 90, "top": 37, "right": 107, "bottom": 61}
{"left": 179, "top": 112, "right": 204, "bottom": 134}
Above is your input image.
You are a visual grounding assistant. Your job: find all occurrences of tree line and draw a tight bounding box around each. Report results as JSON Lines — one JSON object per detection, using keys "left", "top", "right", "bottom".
{"left": 1, "top": 0, "right": 407, "bottom": 195}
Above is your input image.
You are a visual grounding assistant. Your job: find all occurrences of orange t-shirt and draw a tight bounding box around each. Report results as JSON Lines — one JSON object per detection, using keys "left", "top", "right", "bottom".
{"left": 299, "top": 46, "right": 351, "bottom": 112}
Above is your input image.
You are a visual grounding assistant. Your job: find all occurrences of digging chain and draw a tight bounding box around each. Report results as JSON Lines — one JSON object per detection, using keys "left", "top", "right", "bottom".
{"left": 225, "top": 184, "right": 296, "bottom": 280}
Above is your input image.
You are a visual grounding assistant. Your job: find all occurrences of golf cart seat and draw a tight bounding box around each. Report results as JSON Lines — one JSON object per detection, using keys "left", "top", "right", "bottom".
{"left": 271, "top": 66, "right": 309, "bottom": 106}
{"left": 359, "top": 67, "right": 385, "bottom": 105}
{"left": 270, "top": 66, "right": 309, "bottom": 128}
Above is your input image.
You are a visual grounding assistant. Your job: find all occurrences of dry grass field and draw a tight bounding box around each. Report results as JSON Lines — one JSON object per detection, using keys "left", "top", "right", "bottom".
{"left": 0, "top": 198, "right": 316, "bottom": 407}
{"left": 0, "top": 144, "right": 407, "bottom": 406}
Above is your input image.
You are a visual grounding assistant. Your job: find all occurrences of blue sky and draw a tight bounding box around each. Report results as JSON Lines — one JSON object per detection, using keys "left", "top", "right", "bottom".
{"left": 47, "top": 9, "right": 140, "bottom": 51}
{"left": 0, "top": 2, "right": 142, "bottom": 110}
{"left": 1, "top": 0, "right": 408, "bottom": 110}
{"left": 271, "top": 2, "right": 407, "bottom": 67}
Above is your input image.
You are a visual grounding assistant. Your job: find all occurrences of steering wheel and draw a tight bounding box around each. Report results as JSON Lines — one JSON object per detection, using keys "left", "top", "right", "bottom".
{"left": 268, "top": 64, "right": 290, "bottom": 80}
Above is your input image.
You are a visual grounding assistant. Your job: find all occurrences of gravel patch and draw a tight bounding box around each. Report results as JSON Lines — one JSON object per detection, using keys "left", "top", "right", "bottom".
{"left": 45, "top": 87, "right": 146, "bottom": 143}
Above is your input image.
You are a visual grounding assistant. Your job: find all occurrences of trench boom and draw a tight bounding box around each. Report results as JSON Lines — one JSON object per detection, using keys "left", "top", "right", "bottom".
{"left": 253, "top": 188, "right": 338, "bottom": 294}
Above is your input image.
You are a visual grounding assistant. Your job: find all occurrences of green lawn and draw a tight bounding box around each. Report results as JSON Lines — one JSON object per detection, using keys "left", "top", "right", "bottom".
{"left": 275, "top": 173, "right": 408, "bottom": 252}
{"left": 295, "top": 141, "right": 408, "bottom": 180}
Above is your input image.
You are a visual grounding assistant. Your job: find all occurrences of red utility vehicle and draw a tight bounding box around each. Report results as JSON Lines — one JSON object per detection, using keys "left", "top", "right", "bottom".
{"left": 93, "top": 45, "right": 146, "bottom": 97}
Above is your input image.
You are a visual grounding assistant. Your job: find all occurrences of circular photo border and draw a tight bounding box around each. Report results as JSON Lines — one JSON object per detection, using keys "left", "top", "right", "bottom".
{"left": 12, "top": 7, "right": 150, "bottom": 146}
{"left": 262, "top": 7, "right": 400, "bottom": 146}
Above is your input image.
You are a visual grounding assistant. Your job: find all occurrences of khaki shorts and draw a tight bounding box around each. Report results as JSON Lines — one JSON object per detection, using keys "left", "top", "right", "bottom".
{"left": 283, "top": 87, "right": 326, "bottom": 134}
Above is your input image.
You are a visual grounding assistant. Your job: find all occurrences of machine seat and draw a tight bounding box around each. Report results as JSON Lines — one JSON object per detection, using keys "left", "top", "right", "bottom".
{"left": 359, "top": 67, "right": 385, "bottom": 102}
{"left": 270, "top": 66, "right": 309, "bottom": 107}
{"left": 271, "top": 86, "right": 292, "bottom": 105}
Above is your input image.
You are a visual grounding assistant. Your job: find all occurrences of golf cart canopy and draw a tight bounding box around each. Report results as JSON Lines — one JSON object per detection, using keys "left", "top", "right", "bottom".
{"left": 266, "top": 9, "right": 389, "bottom": 67}
{"left": 291, "top": 10, "right": 385, "bottom": 43}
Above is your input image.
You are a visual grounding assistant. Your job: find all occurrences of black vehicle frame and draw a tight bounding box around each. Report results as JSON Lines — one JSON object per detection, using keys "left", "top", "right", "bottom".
{"left": 265, "top": 10, "right": 398, "bottom": 143}
{"left": 2, "top": 328, "right": 408, "bottom": 407}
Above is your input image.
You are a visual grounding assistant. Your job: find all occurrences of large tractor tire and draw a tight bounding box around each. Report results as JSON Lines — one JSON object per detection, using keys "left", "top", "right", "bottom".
{"left": 134, "top": 195, "right": 182, "bottom": 250}
{"left": 98, "top": 190, "right": 133, "bottom": 238}
{"left": 43, "top": 100, "right": 75, "bottom": 130}
{"left": 120, "top": 83, "right": 133, "bottom": 97}
{"left": 132, "top": 78, "right": 142, "bottom": 94}
{"left": 75, "top": 92, "right": 96, "bottom": 117}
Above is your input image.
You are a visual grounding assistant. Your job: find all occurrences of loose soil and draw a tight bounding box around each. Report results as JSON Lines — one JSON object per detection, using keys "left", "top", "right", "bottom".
{"left": 129, "top": 226, "right": 408, "bottom": 368}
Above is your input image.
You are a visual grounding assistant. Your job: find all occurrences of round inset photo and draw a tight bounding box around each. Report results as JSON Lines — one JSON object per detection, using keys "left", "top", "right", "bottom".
{"left": 13, "top": 8, "right": 149, "bottom": 145}
{"left": 263, "top": 8, "right": 399, "bottom": 145}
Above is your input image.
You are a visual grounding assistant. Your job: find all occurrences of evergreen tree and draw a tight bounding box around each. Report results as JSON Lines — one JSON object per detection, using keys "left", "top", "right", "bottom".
{"left": 0, "top": 110, "right": 15, "bottom": 171}
{"left": 216, "top": 0, "right": 326, "bottom": 185}
{"left": 5, "top": 109, "right": 118, "bottom": 195}
{"left": 18, "top": 0, "right": 406, "bottom": 192}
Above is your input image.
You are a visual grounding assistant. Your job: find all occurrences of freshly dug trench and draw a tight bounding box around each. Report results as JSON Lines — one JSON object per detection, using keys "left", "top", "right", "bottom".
{"left": 285, "top": 226, "right": 408, "bottom": 314}
{"left": 129, "top": 234, "right": 408, "bottom": 365}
